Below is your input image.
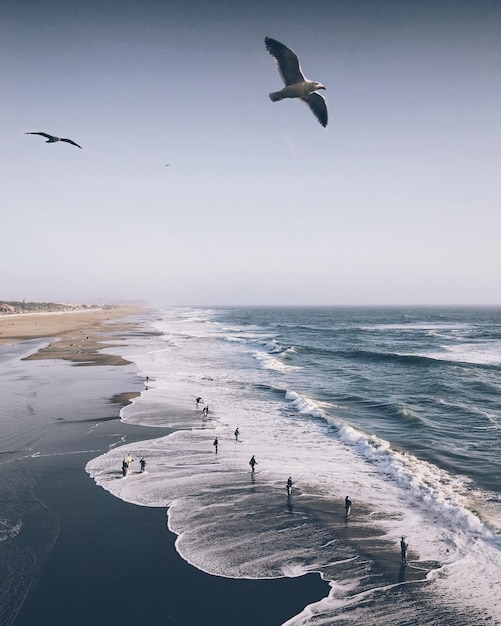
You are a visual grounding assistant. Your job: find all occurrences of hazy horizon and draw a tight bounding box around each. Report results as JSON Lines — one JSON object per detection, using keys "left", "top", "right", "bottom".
{"left": 2, "top": 0, "right": 500, "bottom": 306}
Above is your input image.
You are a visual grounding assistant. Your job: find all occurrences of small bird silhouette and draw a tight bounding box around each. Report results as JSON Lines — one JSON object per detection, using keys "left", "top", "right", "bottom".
{"left": 25, "top": 132, "right": 83, "bottom": 149}
{"left": 265, "top": 37, "right": 328, "bottom": 127}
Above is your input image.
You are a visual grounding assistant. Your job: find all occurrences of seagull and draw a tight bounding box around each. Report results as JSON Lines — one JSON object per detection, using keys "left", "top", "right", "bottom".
{"left": 25, "top": 132, "right": 83, "bottom": 149}
{"left": 264, "top": 37, "right": 328, "bottom": 128}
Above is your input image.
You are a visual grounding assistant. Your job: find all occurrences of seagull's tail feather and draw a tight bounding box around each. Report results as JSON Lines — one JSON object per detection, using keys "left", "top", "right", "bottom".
{"left": 269, "top": 91, "right": 285, "bottom": 102}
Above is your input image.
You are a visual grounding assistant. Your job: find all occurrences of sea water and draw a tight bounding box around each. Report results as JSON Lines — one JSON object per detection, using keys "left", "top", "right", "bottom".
{"left": 87, "top": 306, "right": 501, "bottom": 625}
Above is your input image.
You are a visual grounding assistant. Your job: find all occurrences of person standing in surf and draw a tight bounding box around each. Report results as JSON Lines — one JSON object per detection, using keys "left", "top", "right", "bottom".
{"left": 286, "top": 476, "right": 293, "bottom": 496}
{"left": 234, "top": 427, "right": 240, "bottom": 441}
{"left": 213, "top": 437, "right": 218, "bottom": 454}
{"left": 249, "top": 455, "right": 257, "bottom": 473}
{"left": 400, "top": 536, "right": 408, "bottom": 566}
{"left": 345, "top": 496, "right": 352, "bottom": 518}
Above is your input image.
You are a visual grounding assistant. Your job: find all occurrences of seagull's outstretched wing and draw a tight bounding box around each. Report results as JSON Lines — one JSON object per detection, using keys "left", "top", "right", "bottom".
{"left": 61, "top": 137, "right": 83, "bottom": 149}
{"left": 26, "top": 132, "right": 56, "bottom": 141}
{"left": 265, "top": 37, "right": 305, "bottom": 85}
{"left": 26, "top": 132, "right": 82, "bottom": 148}
{"left": 301, "top": 93, "right": 328, "bottom": 127}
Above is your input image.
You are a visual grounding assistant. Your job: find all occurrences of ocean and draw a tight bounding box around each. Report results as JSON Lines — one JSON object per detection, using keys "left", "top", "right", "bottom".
{"left": 85, "top": 306, "right": 501, "bottom": 625}
{"left": 1, "top": 307, "right": 500, "bottom": 625}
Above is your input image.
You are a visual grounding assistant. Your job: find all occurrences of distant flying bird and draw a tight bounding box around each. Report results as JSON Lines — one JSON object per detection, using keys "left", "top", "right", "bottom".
{"left": 264, "top": 37, "right": 328, "bottom": 127}
{"left": 25, "top": 132, "right": 83, "bottom": 149}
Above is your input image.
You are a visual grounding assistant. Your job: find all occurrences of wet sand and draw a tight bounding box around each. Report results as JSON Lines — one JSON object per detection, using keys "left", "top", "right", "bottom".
{"left": 15, "top": 417, "right": 329, "bottom": 626}
{"left": 301, "top": 496, "right": 439, "bottom": 586}
{"left": 7, "top": 308, "right": 330, "bottom": 625}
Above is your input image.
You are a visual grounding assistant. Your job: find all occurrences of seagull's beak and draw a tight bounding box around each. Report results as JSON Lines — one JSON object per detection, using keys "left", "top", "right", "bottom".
{"left": 318, "top": 84, "right": 326, "bottom": 91}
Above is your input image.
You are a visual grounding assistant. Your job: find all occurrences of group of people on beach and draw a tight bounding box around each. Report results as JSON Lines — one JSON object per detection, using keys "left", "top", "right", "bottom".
{"left": 200, "top": 396, "right": 408, "bottom": 567}
{"left": 121, "top": 454, "right": 146, "bottom": 477}
{"left": 140, "top": 387, "right": 411, "bottom": 564}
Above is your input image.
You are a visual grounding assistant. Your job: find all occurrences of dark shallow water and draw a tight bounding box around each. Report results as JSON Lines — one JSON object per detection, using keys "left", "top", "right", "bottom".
{"left": 0, "top": 338, "right": 328, "bottom": 626}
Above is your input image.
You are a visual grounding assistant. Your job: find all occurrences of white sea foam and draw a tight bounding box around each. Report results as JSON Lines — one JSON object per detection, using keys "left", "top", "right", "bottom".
{"left": 0, "top": 519, "right": 22, "bottom": 542}
{"left": 255, "top": 350, "right": 299, "bottom": 372}
{"left": 87, "top": 308, "right": 501, "bottom": 624}
{"left": 421, "top": 341, "right": 501, "bottom": 366}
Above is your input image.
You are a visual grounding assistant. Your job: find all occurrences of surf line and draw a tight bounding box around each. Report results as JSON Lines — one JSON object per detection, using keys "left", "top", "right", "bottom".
{"left": 406, "top": 563, "right": 434, "bottom": 572}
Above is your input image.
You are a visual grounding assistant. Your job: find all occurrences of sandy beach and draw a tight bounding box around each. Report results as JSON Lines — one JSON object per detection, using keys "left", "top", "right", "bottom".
{"left": 1, "top": 307, "right": 329, "bottom": 626}
{"left": 0, "top": 305, "right": 149, "bottom": 365}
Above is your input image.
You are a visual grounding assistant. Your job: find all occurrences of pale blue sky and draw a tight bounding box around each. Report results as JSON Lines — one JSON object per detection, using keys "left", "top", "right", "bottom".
{"left": 2, "top": 0, "right": 500, "bottom": 305}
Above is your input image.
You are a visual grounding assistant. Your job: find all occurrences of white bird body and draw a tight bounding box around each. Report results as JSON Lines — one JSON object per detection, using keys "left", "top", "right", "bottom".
{"left": 265, "top": 37, "right": 328, "bottom": 127}
{"left": 269, "top": 80, "right": 326, "bottom": 101}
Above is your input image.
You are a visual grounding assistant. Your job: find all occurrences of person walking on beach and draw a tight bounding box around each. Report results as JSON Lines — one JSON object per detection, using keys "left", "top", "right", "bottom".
{"left": 234, "top": 428, "right": 240, "bottom": 442}
{"left": 203, "top": 405, "right": 209, "bottom": 418}
{"left": 249, "top": 455, "right": 257, "bottom": 473}
{"left": 213, "top": 437, "right": 218, "bottom": 453}
{"left": 400, "top": 536, "right": 408, "bottom": 566}
{"left": 139, "top": 458, "right": 146, "bottom": 473}
{"left": 196, "top": 396, "right": 202, "bottom": 407}
{"left": 345, "top": 496, "right": 352, "bottom": 518}
{"left": 286, "top": 476, "right": 293, "bottom": 496}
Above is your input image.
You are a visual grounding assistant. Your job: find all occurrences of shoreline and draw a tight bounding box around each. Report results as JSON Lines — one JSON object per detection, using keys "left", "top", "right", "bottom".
{"left": 6, "top": 308, "right": 330, "bottom": 625}
{"left": 0, "top": 305, "right": 153, "bottom": 365}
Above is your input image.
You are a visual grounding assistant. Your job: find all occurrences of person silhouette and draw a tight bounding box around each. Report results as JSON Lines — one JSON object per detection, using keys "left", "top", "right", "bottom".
{"left": 249, "top": 455, "right": 257, "bottom": 473}
{"left": 344, "top": 496, "right": 352, "bottom": 518}
{"left": 400, "top": 536, "right": 408, "bottom": 566}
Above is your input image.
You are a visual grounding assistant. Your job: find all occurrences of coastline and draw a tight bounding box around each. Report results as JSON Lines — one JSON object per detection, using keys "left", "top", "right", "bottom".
{"left": 5, "top": 307, "right": 330, "bottom": 626}
{"left": 0, "top": 305, "right": 150, "bottom": 365}
{"left": 5, "top": 305, "right": 494, "bottom": 625}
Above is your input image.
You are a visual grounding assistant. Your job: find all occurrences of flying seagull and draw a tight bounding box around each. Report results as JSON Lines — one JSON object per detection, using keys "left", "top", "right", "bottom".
{"left": 25, "top": 132, "right": 83, "bottom": 149}
{"left": 264, "top": 37, "right": 328, "bottom": 127}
